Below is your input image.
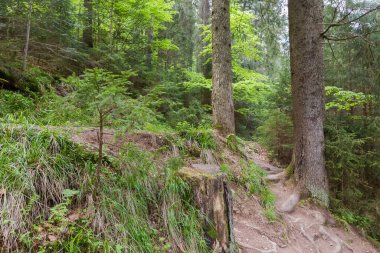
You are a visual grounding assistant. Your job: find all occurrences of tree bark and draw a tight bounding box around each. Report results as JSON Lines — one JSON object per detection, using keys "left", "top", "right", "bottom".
{"left": 146, "top": 26, "right": 153, "bottom": 70}
{"left": 83, "top": 0, "right": 93, "bottom": 48}
{"left": 23, "top": 0, "right": 32, "bottom": 71}
{"left": 97, "top": 112, "right": 104, "bottom": 190}
{"left": 288, "top": 0, "right": 329, "bottom": 205}
{"left": 178, "top": 166, "right": 235, "bottom": 252}
{"left": 211, "top": 0, "right": 235, "bottom": 136}
{"left": 197, "top": 0, "right": 212, "bottom": 77}
{"left": 109, "top": 0, "right": 114, "bottom": 52}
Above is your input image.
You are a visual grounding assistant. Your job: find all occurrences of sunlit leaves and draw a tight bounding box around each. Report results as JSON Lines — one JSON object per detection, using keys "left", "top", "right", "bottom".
{"left": 325, "top": 86, "right": 373, "bottom": 111}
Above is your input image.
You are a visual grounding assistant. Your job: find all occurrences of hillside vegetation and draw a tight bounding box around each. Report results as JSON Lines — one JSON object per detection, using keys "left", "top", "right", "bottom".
{"left": 0, "top": 0, "right": 379, "bottom": 252}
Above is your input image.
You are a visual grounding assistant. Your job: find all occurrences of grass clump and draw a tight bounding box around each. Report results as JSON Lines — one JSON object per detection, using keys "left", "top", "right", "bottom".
{"left": 0, "top": 117, "right": 97, "bottom": 252}
{"left": 0, "top": 118, "right": 209, "bottom": 252}
{"left": 176, "top": 121, "right": 216, "bottom": 150}
{"left": 240, "top": 161, "right": 277, "bottom": 222}
{"left": 160, "top": 158, "right": 209, "bottom": 253}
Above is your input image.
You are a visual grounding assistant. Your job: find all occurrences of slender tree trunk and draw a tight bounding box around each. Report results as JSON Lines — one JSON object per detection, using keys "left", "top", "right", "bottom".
{"left": 97, "top": 112, "right": 103, "bottom": 189}
{"left": 96, "top": 1, "right": 100, "bottom": 47}
{"left": 197, "top": 0, "right": 212, "bottom": 77}
{"left": 288, "top": 0, "right": 329, "bottom": 205}
{"left": 83, "top": 0, "right": 93, "bottom": 47}
{"left": 109, "top": 0, "right": 114, "bottom": 52}
{"left": 23, "top": 0, "right": 32, "bottom": 71}
{"left": 211, "top": 0, "right": 235, "bottom": 136}
{"left": 146, "top": 26, "right": 153, "bottom": 70}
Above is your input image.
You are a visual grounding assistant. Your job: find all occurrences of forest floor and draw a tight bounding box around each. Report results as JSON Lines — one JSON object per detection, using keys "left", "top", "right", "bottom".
{"left": 70, "top": 128, "right": 378, "bottom": 253}
{"left": 234, "top": 144, "right": 378, "bottom": 253}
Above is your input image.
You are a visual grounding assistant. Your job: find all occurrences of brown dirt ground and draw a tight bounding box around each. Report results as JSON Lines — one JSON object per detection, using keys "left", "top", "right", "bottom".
{"left": 233, "top": 142, "right": 379, "bottom": 253}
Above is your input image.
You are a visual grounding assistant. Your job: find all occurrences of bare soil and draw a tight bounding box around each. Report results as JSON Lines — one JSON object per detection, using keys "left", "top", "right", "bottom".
{"left": 234, "top": 142, "right": 379, "bottom": 253}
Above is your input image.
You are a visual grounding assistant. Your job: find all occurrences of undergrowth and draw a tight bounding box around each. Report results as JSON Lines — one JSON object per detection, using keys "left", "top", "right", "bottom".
{"left": 240, "top": 161, "right": 277, "bottom": 222}
{"left": 0, "top": 118, "right": 209, "bottom": 252}
{"left": 220, "top": 161, "right": 277, "bottom": 222}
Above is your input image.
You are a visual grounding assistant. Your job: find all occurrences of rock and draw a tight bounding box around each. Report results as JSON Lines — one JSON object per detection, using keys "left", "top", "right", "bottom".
{"left": 280, "top": 192, "right": 300, "bottom": 213}
{"left": 200, "top": 149, "right": 217, "bottom": 164}
{"left": 191, "top": 163, "right": 220, "bottom": 172}
{"left": 178, "top": 166, "right": 234, "bottom": 252}
{"left": 312, "top": 211, "right": 326, "bottom": 225}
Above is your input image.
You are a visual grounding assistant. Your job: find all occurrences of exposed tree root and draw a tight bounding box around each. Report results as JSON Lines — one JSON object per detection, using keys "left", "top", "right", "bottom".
{"left": 266, "top": 172, "right": 284, "bottom": 182}
{"left": 319, "top": 226, "right": 356, "bottom": 253}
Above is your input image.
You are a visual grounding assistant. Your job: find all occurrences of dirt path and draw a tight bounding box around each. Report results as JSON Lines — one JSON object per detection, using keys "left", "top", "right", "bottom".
{"left": 233, "top": 147, "right": 378, "bottom": 253}
{"left": 49, "top": 127, "right": 378, "bottom": 253}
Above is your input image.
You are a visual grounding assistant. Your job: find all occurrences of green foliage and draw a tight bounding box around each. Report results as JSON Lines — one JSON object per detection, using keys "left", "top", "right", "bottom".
{"left": 19, "top": 67, "right": 53, "bottom": 93}
{"left": 239, "top": 161, "right": 277, "bottom": 221}
{"left": 325, "top": 86, "right": 373, "bottom": 111}
{"left": 176, "top": 121, "right": 216, "bottom": 150}
{"left": 200, "top": 1, "right": 262, "bottom": 81}
{"left": 33, "top": 92, "right": 91, "bottom": 126}
{"left": 233, "top": 79, "right": 272, "bottom": 136}
{"left": 0, "top": 118, "right": 210, "bottom": 252}
{"left": 0, "top": 90, "right": 34, "bottom": 117}
{"left": 144, "top": 73, "right": 212, "bottom": 129}
{"left": 160, "top": 158, "right": 208, "bottom": 252}
{"left": 0, "top": 117, "right": 99, "bottom": 251}
{"left": 219, "top": 164, "right": 235, "bottom": 181}
{"left": 66, "top": 68, "right": 132, "bottom": 121}
{"left": 325, "top": 116, "right": 380, "bottom": 241}
{"left": 257, "top": 110, "right": 293, "bottom": 164}
{"left": 120, "top": 98, "right": 167, "bottom": 131}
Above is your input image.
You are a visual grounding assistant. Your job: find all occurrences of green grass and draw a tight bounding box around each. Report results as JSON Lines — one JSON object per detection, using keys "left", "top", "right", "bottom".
{"left": 240, "top": 161, "right": 277, "bottom": 222}
{"left": 0, "top": 118, "right": 209, "bottom": 252}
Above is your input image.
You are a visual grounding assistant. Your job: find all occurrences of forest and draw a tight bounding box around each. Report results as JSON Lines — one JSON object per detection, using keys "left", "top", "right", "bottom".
{"left": 0, "top": 0, "right": 379, "bottom": 252}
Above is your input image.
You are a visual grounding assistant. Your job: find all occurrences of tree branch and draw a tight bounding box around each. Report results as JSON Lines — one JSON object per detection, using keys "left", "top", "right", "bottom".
{"left": 322, "top": 4, "right": 380, "bottom": 35}
{"left": 324, "top": 29, "right": 380, "bottom": 41}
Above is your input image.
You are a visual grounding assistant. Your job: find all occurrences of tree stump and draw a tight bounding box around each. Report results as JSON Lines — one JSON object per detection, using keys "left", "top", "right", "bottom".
{"left": 178, "top": 164, "right": 234, "bottom": 252}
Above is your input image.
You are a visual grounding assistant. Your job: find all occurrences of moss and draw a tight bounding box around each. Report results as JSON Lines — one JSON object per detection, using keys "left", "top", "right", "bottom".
{"left": 285, "top": 159, "right": 294, "bottom": 179}
{"left": 206, "top": 225, "right": 218, "bottom": 240}
{"left": 307, "top": 185, "right": 329, "bottom": 207}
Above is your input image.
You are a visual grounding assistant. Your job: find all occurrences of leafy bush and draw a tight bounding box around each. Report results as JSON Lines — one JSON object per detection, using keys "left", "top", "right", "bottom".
{"left": 176, "top": 121, "right": 216, "bottom": 150}
{"left": 325, "top": 117, "right": 380, "bottom": 241}
{"left": 0, "top": 90, "right": 34, "bottom": 117}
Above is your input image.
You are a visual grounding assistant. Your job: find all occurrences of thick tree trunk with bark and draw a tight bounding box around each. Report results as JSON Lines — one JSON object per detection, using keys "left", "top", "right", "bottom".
{"left": 83, "top": 0, "right": 93, "bottom": 48}
{"left": 288, "top": 0, "right": 329, "bottom": 205}
{"left": 212, "top": 0, "right": 235, "bottom": 136}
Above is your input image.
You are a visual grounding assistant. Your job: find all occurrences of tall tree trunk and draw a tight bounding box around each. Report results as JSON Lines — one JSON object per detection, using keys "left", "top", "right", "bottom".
{"left": 109, "top": 0, "right": 114, "bottom": 52}
{"left": 97, "top": 112, "right": 104, "bottom": 191}
{"left": 197, "top": 0, "right": 212, "bottom": 78}
{"left": 146, "top": 26, "right": 153, "bottom": 70}
{"left": 23, "top": 0, "right": 32, "bottom": 71}
{"left": 83, "top": 0, "right": 93, "bottom": 48}
{"left": 211, "top": 0, "right": 235, "bottom": 136}
{"left": 288, "top": 0, "right": 329, "bottom": 205}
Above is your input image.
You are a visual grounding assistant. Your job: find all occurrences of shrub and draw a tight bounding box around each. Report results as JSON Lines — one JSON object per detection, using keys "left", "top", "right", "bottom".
{"left": 256, "top": 109, "right": 293, "bottom": 164}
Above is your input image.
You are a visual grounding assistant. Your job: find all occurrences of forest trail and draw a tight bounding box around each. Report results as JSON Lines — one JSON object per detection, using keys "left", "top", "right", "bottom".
{"left": 69, "top": 128, "right": 378, "bottom": 253}
{"left": 233, "top": 145, "right": 378, "bottom": 253}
